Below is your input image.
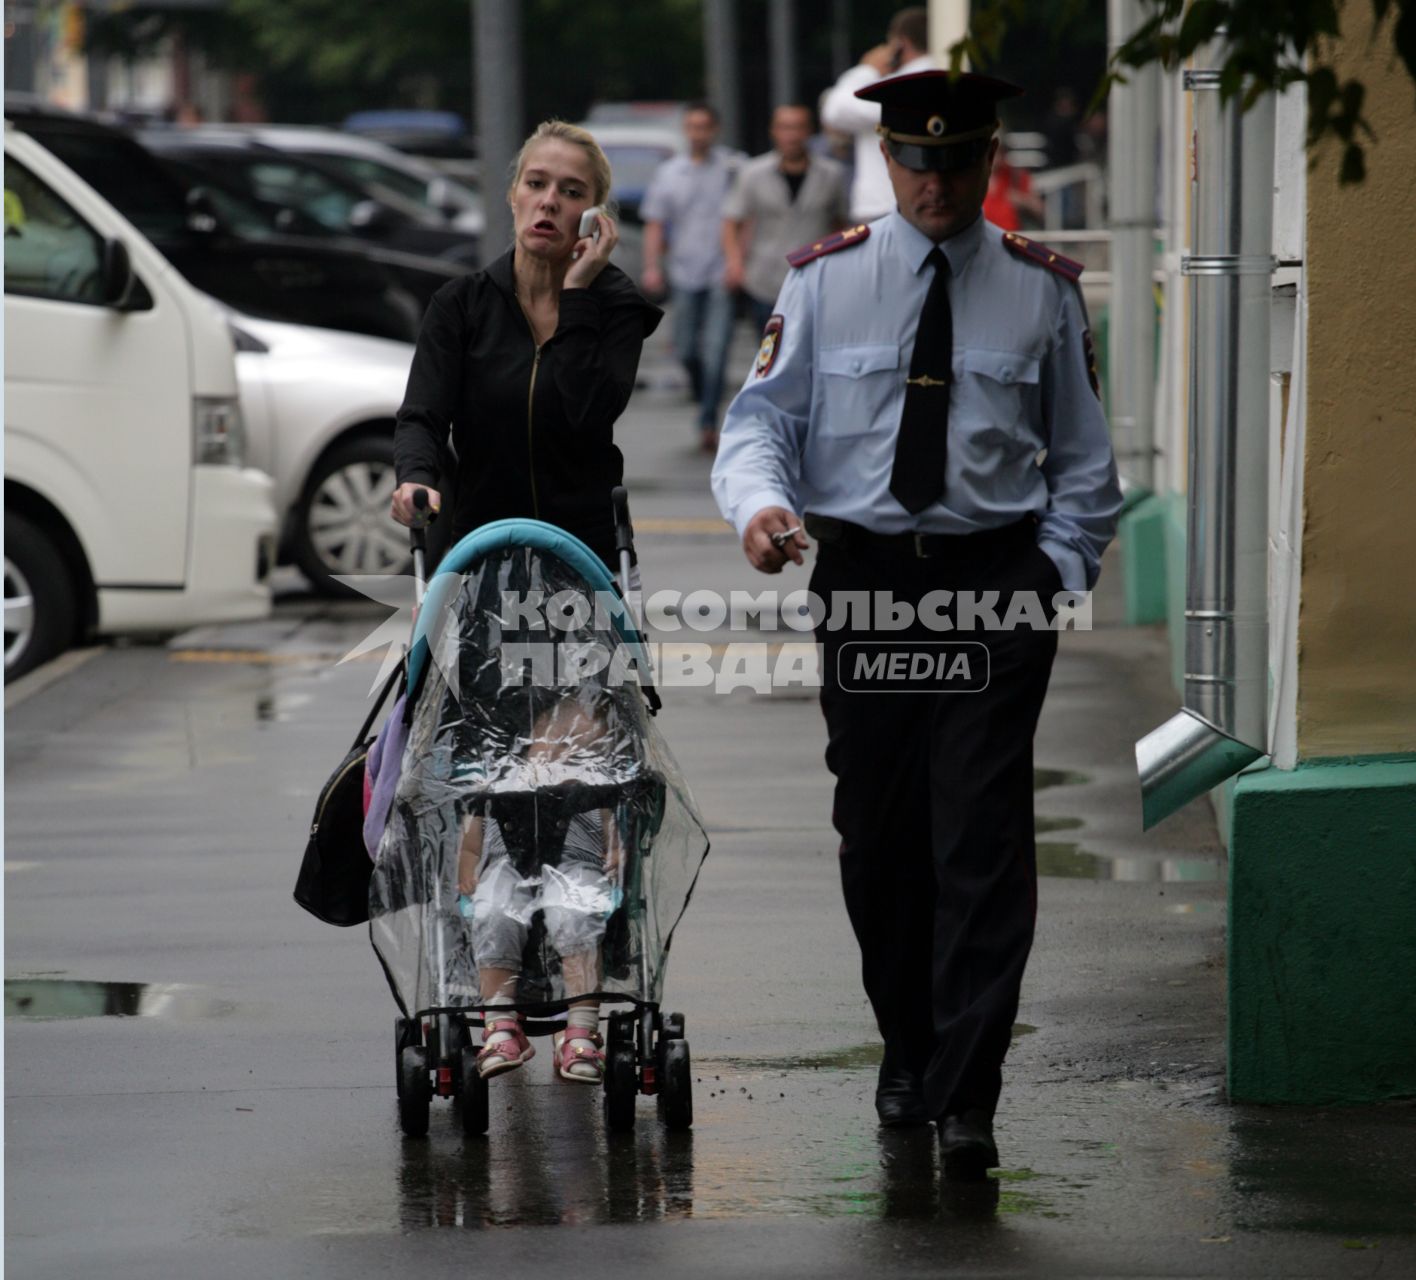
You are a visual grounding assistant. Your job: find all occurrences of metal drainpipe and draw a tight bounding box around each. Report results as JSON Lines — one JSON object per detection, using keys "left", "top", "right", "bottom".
{"left": 1108, "top": 0, "right": 1160, "bottom": 493}
{"left": 1135, "top": 42, "right": 1276, "bottom": 829}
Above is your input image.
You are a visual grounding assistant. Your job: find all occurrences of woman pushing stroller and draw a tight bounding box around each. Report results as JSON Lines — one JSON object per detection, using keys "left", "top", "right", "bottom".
{"left": 389, "top": 119, "right": 662, "bottom": 1087}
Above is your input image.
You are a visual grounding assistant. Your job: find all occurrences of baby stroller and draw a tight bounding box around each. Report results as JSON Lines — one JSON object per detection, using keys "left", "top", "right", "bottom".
{"left": 369, "top": 489, "right": 709, "bottom": 1138}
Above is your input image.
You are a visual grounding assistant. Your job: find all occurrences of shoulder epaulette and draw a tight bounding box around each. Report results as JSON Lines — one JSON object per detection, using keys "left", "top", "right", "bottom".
{"left": 787, "top": 223, "right": 871, "bottom": 269}
{"left": 1001, "top": 231, "right": 1083, "bottom": 283}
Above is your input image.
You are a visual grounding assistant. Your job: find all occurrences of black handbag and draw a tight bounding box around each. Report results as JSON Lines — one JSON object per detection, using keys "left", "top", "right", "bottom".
{"left": 294, "top": 663, "right": 402, "bottom": 926}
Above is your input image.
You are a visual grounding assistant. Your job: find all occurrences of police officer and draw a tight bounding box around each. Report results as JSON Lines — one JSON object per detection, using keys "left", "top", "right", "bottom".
{"left": 711, "top": 70, "right": 1122, "bottom": 1179}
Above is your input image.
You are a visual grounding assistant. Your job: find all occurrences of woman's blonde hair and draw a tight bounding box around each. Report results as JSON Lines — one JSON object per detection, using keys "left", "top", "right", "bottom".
{"left": 508, "top": 119, "right": 616, "bottom": 213}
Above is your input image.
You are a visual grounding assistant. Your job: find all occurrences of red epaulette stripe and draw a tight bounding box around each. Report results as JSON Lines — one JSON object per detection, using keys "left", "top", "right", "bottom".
{"left": 787, "top": 223, "right": 871, "bottom": 269}
{"left": 1001, "top": 231, "right": 1084, "bottom": 282}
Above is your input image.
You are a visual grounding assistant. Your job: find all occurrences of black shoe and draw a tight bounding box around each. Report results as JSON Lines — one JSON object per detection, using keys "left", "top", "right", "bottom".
{"left": 875, "top": 1063, "right": 929, "bottom": 1128}
{"left": 938, "top": 1109, "right": 999, "bottom": 1181}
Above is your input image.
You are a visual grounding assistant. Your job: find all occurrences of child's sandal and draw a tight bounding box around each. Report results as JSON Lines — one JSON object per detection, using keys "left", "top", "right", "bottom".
{"left": 476, "top": 1015, "right": 535, "bottom": 1079}
{"left": 552, "top": 1027, "right": 605, "bottom": 1084}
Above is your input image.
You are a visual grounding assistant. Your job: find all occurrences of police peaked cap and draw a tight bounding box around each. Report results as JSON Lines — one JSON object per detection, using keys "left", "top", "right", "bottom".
{"left": 856, "top": 69, "right": 1022, "bottom": 171}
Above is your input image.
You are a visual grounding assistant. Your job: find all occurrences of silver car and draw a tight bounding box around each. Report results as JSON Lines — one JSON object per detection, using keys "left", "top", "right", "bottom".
{"left": 230, "top": 312, "right": 418, "bottom": 594}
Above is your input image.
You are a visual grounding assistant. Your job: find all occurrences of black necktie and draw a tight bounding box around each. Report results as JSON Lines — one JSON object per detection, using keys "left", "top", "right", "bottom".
{"left": 889, "top": 248, "right": 952, "bottom": 515}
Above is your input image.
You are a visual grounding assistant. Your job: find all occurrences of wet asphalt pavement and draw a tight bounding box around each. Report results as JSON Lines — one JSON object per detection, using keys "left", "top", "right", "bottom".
{"left": 7, "top": 323, "right": 1416, "bottom": 1277}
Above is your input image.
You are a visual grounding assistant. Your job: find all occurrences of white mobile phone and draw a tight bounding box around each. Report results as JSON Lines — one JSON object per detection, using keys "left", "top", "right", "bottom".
{"left": 578, "top": 206, "right": 604, "bottom": 241}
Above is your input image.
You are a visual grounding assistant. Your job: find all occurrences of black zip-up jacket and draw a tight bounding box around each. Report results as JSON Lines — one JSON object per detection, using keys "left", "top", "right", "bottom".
{"left": 393, "top": 249, "right": 662, "bottom": 567}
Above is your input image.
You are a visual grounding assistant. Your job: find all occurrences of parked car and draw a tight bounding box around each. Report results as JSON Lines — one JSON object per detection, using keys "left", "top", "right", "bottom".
{"left": 5, "top": 98, "right": 466, "bottom": 342}
{"left": 4, "top": 123, "right": 277, "bottom": 680}
{"left": 227, "top": 311, "right": 420, "bottom": 594}
{"left": 141, "top": 128, "right": 479, "bottom": 266}
{"left": 341, "top": 110, "right": 479, "bottom": 184}
{"left": 230, "top": 125, "right": 484, "bottom": 236}
{"left": 576, "top": 121, "right": 683, "bottom": 221}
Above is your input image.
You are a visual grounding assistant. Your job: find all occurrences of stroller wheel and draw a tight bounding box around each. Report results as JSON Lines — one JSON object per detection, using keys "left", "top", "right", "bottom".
{"left": 398, "top": 1045, "right": 431, "bottom": 1137}
{"left": 662, "top": 1011, "right": 686, "bottom": 1041}
{"left": 658, "top": 1038, "right": 693, "bottom": 1132}
{"left": 603, "top": 1040, "right": 638, "bottom": 1133}
{"left": 395, "top": 1018, "right": 421, "bottom": 1099}
{"left": 458, "top": 1047, "right": 489, "bottom": 1136}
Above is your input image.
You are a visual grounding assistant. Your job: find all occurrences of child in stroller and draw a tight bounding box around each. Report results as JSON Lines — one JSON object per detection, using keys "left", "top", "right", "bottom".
{"left": 457, "top": 696, "right": 624, "bottom": 1084}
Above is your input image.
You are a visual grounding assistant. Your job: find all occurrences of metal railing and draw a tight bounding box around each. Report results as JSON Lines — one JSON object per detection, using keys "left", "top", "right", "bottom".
{"left": 1031, "top": 161, "right": 1107, "bottom": 232}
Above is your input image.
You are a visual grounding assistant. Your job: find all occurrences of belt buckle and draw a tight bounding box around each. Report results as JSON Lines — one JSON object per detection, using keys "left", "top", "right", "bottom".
{"left": 912, "top": 532, "right": 934, "bottom": 559}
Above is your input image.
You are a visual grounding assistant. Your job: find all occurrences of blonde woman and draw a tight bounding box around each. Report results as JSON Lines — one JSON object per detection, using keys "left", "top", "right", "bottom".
{"left": 391, "top": 119, "right": 661, "bottom": 572}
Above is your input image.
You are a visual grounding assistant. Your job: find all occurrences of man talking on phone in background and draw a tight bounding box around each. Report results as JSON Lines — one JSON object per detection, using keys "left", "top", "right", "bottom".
{"left": 821, "top": 6, "right": 937, "bottom": 223}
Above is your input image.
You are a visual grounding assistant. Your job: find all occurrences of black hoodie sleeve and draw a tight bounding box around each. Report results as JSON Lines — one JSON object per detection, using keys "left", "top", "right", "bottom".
{"left": 393, "top": 284, "right": 466, "bottom": 489}
{"left": 544, "top": 275, "right": 663, "bottom": 433}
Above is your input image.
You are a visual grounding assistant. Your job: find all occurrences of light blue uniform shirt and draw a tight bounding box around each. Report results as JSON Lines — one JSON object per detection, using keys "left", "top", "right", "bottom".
{"left": 711, "top": 211, "right": 1123, "bottom": 592}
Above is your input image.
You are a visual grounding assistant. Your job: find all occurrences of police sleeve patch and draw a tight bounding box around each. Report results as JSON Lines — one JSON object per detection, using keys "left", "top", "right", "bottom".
{"left": 1083, "top": 328, "right": 1101, "bottom": 399}
{"left": 754, "top": 314, "right": 784, "bottom": 378}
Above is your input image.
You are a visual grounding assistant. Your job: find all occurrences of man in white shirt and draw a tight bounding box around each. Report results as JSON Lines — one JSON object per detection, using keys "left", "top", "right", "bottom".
{"left": 821, "top": 6, "right": 937, "bottom": 223}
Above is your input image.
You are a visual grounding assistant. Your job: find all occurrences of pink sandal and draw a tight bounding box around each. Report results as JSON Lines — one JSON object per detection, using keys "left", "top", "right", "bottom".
{"left": 476, "top": 1015, "right": 535, "bottom": 1079}
{"left": 552, "top": 1027, "right": 605, "bottom": 1084}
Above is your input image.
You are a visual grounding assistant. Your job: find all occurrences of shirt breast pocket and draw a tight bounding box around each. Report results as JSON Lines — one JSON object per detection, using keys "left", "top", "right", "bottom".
{"left": 816, "top": 343, "right": 901, "bottom": 438}
{"left": 953, "top": 348, "right": 1042, "bottom": 451}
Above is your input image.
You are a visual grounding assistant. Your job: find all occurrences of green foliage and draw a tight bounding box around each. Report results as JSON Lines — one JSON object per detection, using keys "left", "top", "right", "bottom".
{"left": 223, "top": 0, "right": 704, "bottom": 128}
{"left": 84, "top": 0, "right": 1413, "bottom": 182}
{"left": 1060, "top": 0, "right": 1412, "bottom": 184}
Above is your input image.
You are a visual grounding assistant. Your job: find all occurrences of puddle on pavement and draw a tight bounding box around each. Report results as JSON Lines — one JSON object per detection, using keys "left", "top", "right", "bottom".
{"left": 710, "top": 1028, "right": 1037, "bottom": 1074}
{"left": 1037, "top": 841, "right": 1224, "bottom": 883}
{"left": 254, "top": 690, "right": 313, "bottom": 723}
{"left": 4, "top": 978, "right": 233, "bottom": 1020}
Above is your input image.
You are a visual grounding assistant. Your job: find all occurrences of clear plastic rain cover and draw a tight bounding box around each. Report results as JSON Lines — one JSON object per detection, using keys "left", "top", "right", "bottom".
{"left": 369, "top": 544, "right": 708, "bottom": 1018}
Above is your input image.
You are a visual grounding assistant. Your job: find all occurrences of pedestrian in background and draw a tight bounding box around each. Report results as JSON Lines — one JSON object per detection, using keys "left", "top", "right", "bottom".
{"left": 982, "top": 148, "right": 1043, "bottom": 231}
{"left": 641, "top": 102, "right": 742, "bottom": 452}
{"left": 722, "top": 103, "right": 850, "bottom": 336}
{"left": 712, "top": 71, "right": 1121, "bottom": 1179}
{"left": 820, "top": 5, "right": 937, "bottom": 223}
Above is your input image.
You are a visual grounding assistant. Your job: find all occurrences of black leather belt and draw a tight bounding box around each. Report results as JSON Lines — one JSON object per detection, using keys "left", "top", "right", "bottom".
{"left": 804, "top": 513, "right": 1034, "bottom": 559}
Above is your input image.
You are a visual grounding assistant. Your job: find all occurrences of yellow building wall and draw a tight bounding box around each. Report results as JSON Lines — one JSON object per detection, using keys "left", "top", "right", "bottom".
{"left": 1299, "top": 12, "right": 1416, "bottom": 757}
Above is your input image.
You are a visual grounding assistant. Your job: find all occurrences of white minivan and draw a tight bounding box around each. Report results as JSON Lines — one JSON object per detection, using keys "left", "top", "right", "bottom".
{"left": 4, "top": 123, "right": 278, "bottom": 681}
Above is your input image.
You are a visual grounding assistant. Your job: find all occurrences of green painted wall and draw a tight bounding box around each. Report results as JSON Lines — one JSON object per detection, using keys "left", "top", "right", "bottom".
{"left": 1119, "top": 493, "right": 1168, "bottom": 624}
{"left": 1164, "top": 491, "right": 1186, "bottom": 696}
{"left": 1228, "top": 756, "right": 1416, "bottom": 1103}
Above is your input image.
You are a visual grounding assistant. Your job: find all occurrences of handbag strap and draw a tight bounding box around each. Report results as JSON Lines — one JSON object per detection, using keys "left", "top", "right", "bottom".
{"left": 354, "top": 660, "right": 404, "bottom": 748}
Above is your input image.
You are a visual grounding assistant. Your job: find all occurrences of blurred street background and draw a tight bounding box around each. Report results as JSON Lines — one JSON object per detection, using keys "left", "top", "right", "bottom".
{"left": 7, "top": 2, "right": 1416, "bottom": 1276}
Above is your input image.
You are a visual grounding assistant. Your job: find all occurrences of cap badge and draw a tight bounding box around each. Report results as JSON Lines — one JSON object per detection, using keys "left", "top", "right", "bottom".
{"left": 926, "top": 115, "right": 947, "bottom": 138}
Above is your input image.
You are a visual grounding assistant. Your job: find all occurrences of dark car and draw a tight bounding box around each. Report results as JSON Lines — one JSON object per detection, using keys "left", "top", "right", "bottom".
{"left": 140, "top": 128, "right": 479, "bottom": 267}
{"left": 5, "top": 99, "right": 465, "bottom": 343}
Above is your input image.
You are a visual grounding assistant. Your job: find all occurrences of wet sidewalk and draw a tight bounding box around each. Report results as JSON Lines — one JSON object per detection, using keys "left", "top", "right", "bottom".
{"left": 5, "top": 313, "right": 1415, "bottom": 1278}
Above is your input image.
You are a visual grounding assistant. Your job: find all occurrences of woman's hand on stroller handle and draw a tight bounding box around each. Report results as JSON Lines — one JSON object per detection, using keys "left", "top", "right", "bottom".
{"left": 392, "top": 482, "right": 442, "bottom": 529}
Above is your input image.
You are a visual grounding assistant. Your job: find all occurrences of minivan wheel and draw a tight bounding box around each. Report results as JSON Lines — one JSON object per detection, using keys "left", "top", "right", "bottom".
{"left": 292, "top": 436, "right": 411, "bottom": 595}
{"left": 4, "top": 515, "right": 77, "bottom": 683}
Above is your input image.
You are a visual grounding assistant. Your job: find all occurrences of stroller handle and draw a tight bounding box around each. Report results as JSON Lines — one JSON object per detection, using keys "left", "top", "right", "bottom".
{"left": 612, "top": 485, "right": 633, "bottom": 554}
{"left": 410, "top": 488, "right": 437, "bottom": 607}
{"left": 409, "top": 488, "right": 432, "bottom": 553}
{"left": 610, "top": 486, "right": 662, "bottom": 715}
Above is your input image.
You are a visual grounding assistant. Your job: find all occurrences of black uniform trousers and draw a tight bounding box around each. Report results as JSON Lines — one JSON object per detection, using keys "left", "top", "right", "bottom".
{"left": 809, "top": 517, "right": 1061, "bottom": 1120}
